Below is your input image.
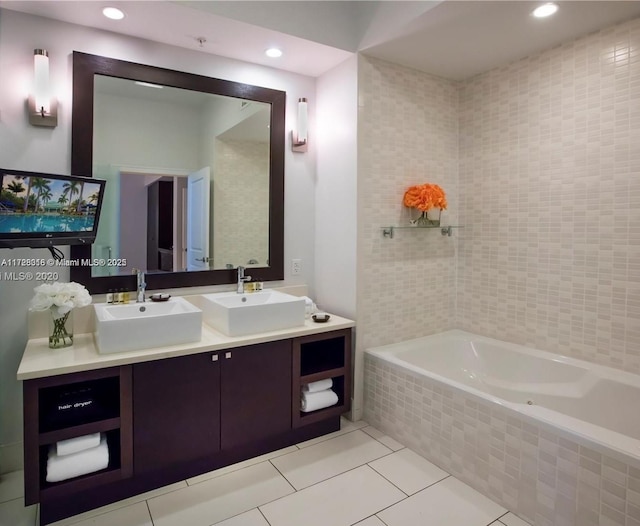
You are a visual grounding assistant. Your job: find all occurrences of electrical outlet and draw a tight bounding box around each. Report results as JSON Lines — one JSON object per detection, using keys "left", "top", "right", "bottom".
{"left": 291, "top": 258, "right": 302, "bottom": 276}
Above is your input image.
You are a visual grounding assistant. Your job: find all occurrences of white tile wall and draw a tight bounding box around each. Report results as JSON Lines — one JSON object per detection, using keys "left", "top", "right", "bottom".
{"left": 357, "top": 55, "right": 459, "bottom": 351}
{"left": 355, "top": 55, "right": 460, "bottom": 417}
{"left": 457, "top": 17, "right": 640, "bottom": 372}
{"left": 213, "top": 139, "right": 270, "bottom": 269}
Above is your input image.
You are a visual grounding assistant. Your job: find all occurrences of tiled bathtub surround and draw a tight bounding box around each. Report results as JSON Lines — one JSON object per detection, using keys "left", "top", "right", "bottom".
{"left": 364, "top": 353, "right": 640, "bottom": 526}
{"left": 457, "top": 17, "right": 640, "bottom": 372}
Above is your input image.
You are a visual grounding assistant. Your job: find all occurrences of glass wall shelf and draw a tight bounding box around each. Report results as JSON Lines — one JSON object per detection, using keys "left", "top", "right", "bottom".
{"left": 381, "top": 225, "right": 463, "bottom": 238}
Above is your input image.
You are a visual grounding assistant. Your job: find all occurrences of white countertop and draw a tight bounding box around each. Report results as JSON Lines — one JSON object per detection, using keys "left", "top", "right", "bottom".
{"left": 17, "top": 314, "right": 355, "bottom": 381}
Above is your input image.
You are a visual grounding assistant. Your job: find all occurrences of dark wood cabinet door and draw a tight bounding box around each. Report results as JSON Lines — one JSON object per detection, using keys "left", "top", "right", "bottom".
{"left": 133, "top": 352, "right": 221, "bottom": 474}
{"left": 220, "top": 341, "right": 292, "bottom": 450}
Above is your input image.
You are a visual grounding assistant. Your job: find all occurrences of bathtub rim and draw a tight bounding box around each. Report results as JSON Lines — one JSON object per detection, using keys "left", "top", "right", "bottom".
{"left": 365, "top": 329, "right": 640, "bottom": 470}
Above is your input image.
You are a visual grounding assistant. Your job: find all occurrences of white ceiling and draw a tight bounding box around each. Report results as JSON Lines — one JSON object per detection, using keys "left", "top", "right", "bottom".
{"left": 2, "top": 1, "right": 640, "bottom": 80}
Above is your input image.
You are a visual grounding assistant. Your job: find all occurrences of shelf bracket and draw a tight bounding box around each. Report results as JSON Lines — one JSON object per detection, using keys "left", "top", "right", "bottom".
{"left": 441, "top": 226, "right": 453, "bottom": 237}
{"left": 382, "top": 227, "right": 394, "bottom": 239}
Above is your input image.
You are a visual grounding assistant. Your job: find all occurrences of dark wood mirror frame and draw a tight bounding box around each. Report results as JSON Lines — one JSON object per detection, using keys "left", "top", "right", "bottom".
{"left": 70, "top": 52, "right": 285, "bottom": 294}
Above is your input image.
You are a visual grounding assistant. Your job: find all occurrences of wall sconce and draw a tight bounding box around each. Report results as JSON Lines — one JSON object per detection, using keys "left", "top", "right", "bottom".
{"left": 28, "top": 49, "right": 58, "bottom": 127}
{"left": 291, "top": 97, "right": 308, "bottom": 153}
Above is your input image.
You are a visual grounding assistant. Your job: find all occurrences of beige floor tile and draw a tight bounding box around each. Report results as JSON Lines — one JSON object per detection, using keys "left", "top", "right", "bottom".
{"left": 295, "top": 417, "right": 368, "bottom": 449}
{"left": 0, "top": 470, "right": 24, "bottom": 503}
{"left": 49, "top": 481, "right": 187, "bottom": 526}
{"left": 0, "top": 497, "right": 37, "bottom": 526}
{"left": 368, "top": 448, "right": 448, "bottom": 495}
{"left": 148, "top": 461, "right": 293, "bottom": 526}
{"left": 500, "top": 512, "right": 533, "bottom": 526}
{"left": 378, "top": 476, "right": 506, "bottom": 526}
{"left": 352, "top": 516, "right": 387, "bottom": 526}
{"left": 212, "top": 508, "right": 270, "bottom": 526}
{"left": 64, "top": 502, "right": 152, "bottom": 526}
{"left": 361, "top": 426, "right": 405, "bottom": 451}
{"left": 187, "top": 445, "right": 298, "bottom": 485}
{"left": 260, "top": 465, "right": 405, "bottom": 526}
{"left": 271, "top": 429, "right": 392, "bottom": 490}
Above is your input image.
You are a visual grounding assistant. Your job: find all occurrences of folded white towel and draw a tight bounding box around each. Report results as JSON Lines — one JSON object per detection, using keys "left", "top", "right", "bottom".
{"left": 46, "top": 435, "right": 109, "bottom": 483}
{"left": 56, "top": 432, "right": 101, "bottom": 457}
{"left": 302, "top": 378, "right": 333, "bottom": 393}
{"left": 301, "top": 389, "right": 339, "bottom": 412}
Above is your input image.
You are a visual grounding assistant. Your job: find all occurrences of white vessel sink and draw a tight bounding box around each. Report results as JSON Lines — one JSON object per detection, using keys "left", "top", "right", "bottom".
{"left": 94, "top": 297, "right": 202, "bottom": 354}
{"left": 201, "top": 290, "right": 306, "bottom": 337}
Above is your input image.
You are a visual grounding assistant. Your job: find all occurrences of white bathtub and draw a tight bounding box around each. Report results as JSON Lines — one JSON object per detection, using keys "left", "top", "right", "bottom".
{"left": 366, "top": 329, "right": 640, "bottom": 467}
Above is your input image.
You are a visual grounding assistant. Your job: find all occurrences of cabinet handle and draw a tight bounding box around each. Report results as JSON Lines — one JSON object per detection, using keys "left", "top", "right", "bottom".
{"left": 225, "top": 352, "right": 232, "bottom": 359}
{"left": 211, "top": 354, "right": 219, "bottom": 362}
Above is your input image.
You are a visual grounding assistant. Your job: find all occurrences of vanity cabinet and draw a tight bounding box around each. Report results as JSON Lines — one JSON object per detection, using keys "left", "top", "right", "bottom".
{"left": 220, "top": 340, "right": 292, "bottom": 449}
{"left": 133, "top": 352, "right": 221, "bottom": 474}
{"left": 22, "top": 326, "right": 351, "bottom": 525}
{"left": 133, "top": 340, "right": 292, "bottom": 476}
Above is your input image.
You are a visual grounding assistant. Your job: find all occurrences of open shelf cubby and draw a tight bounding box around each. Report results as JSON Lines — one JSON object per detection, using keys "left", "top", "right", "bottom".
{"left": 292, "top": 329, "right": 352, "bottom": 428}
{"left": 23, "top": 365, "right": 133, "bottom": 506}
{"left": 39, "top": 376, "right": 120, "bottom": 434}
{"left": 38, "top": 429, "right": 122, "bottom": 498}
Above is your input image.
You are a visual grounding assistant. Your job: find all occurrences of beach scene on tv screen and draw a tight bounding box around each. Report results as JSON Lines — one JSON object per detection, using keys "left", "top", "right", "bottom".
{"left": 0, "top": 174, "right": 101, "bottom": 233}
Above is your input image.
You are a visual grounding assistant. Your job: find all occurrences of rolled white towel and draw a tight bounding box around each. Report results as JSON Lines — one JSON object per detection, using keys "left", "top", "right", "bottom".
{"left": 300, "top": 296, "right": 317, "bottom": 317}
{"left": 302, "top": 378, "right": 333, "bottom": 393}
{"left": 300, "top": 296, "right": 315, "bottom": 307}
{"left": 46, "top": 435, "right": 109, "bottom": 483}
{"left": 301, "top": 389, "right": 339, "bottom": 413}
{"left": 56, "top": 432, "right": 101, "bottom": 457}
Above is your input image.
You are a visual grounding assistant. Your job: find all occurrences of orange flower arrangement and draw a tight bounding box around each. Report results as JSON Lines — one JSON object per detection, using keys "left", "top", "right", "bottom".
{"left": 403, "top": 183, "right": 448, "bottom": 212}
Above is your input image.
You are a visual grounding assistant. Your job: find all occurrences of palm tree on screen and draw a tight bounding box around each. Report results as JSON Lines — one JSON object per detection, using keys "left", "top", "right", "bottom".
{"left": 62, "top": 181, "right": 80, "bottom": 213}
{"left": 7, "top": 181, "right": 25, "bottom": 195}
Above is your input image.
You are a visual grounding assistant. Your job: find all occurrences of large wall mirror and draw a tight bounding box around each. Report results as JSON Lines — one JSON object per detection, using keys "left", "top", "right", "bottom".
{"left": 70, "top": 52, "right": 285, "bottom": 294}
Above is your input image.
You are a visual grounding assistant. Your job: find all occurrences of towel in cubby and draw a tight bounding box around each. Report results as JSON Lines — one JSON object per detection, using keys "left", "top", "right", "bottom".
{"left": 46, "top": 434, "right": 109, "bottom": 483}
{"left": 301, "top": 389, "right": 338, "bottom": 412}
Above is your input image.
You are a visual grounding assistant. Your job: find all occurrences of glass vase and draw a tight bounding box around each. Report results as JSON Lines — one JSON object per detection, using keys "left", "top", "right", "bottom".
{"left": 49, "top": 309, "right": 73, "bottom": 349}
{"left": 415, "top": 208, "right": 441, "bottom": 227}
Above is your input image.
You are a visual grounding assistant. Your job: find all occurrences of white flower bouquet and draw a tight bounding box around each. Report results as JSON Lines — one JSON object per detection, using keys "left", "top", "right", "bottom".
{"left": 29, "top": 282, "right": 92, "bottom": 348}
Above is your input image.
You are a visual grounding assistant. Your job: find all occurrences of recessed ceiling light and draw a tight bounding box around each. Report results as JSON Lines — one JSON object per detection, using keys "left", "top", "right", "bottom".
{"left": 265, "top": 48, "right": 283, "bottom": 58}
{"left": 102, "top": 7, "right": 125, "bottom": 20}
{"left": 532, "top": 3, "right": 558, "bottom": 18}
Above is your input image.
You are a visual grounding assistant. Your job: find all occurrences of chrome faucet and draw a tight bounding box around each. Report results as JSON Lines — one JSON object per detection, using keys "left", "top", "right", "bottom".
{"left": 135, "top": 269, "right": 146, "bottom": 303}
{"left": 237, "top": 265, "right": 251, "bottom": 293}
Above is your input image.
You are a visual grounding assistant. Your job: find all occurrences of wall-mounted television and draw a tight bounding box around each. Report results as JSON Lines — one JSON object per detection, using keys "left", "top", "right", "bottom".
{"left": 0, "top": 169, "right": 106, "bottom": 249}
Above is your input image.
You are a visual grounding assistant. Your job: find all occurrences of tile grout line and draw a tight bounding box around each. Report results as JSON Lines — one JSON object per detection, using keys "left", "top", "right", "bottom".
{"left": 294, "top": 425, "right": 364, "bottom": 449}
{"left": 496, "top": 510, "right": 510, "bottom": 523}
{"left": 257, "top": 506, "right": 273, "bottom": 526}
{"left": 266, "top": 458, "right": 297, "bottom": 493}
{"left": 360, "top": 426, "right": 407, "bottom": 451}
{"left": 256, "top": 427, "right": 393, "bottom": 488}
{"left": 0, "top": 495, "right": 24, "bottom": 506}
{"left": 146, "top": 499, "right": 155, "bottom": 526}
{"left": 364, "top": 463, "right": 410, "bottom": 498}
{"left": 185, "top": 447, "right": 297, "bottom": 487}
{"left": 255, "top": 463, "right": 394, "bottom": 517}
{"left": 366, "top": 458, "right": 451, "bottom": 499}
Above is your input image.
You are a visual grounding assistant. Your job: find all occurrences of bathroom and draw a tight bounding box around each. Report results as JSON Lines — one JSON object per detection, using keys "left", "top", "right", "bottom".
{"left": 0, "top": 2, "right": 639, "bottom": 525}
